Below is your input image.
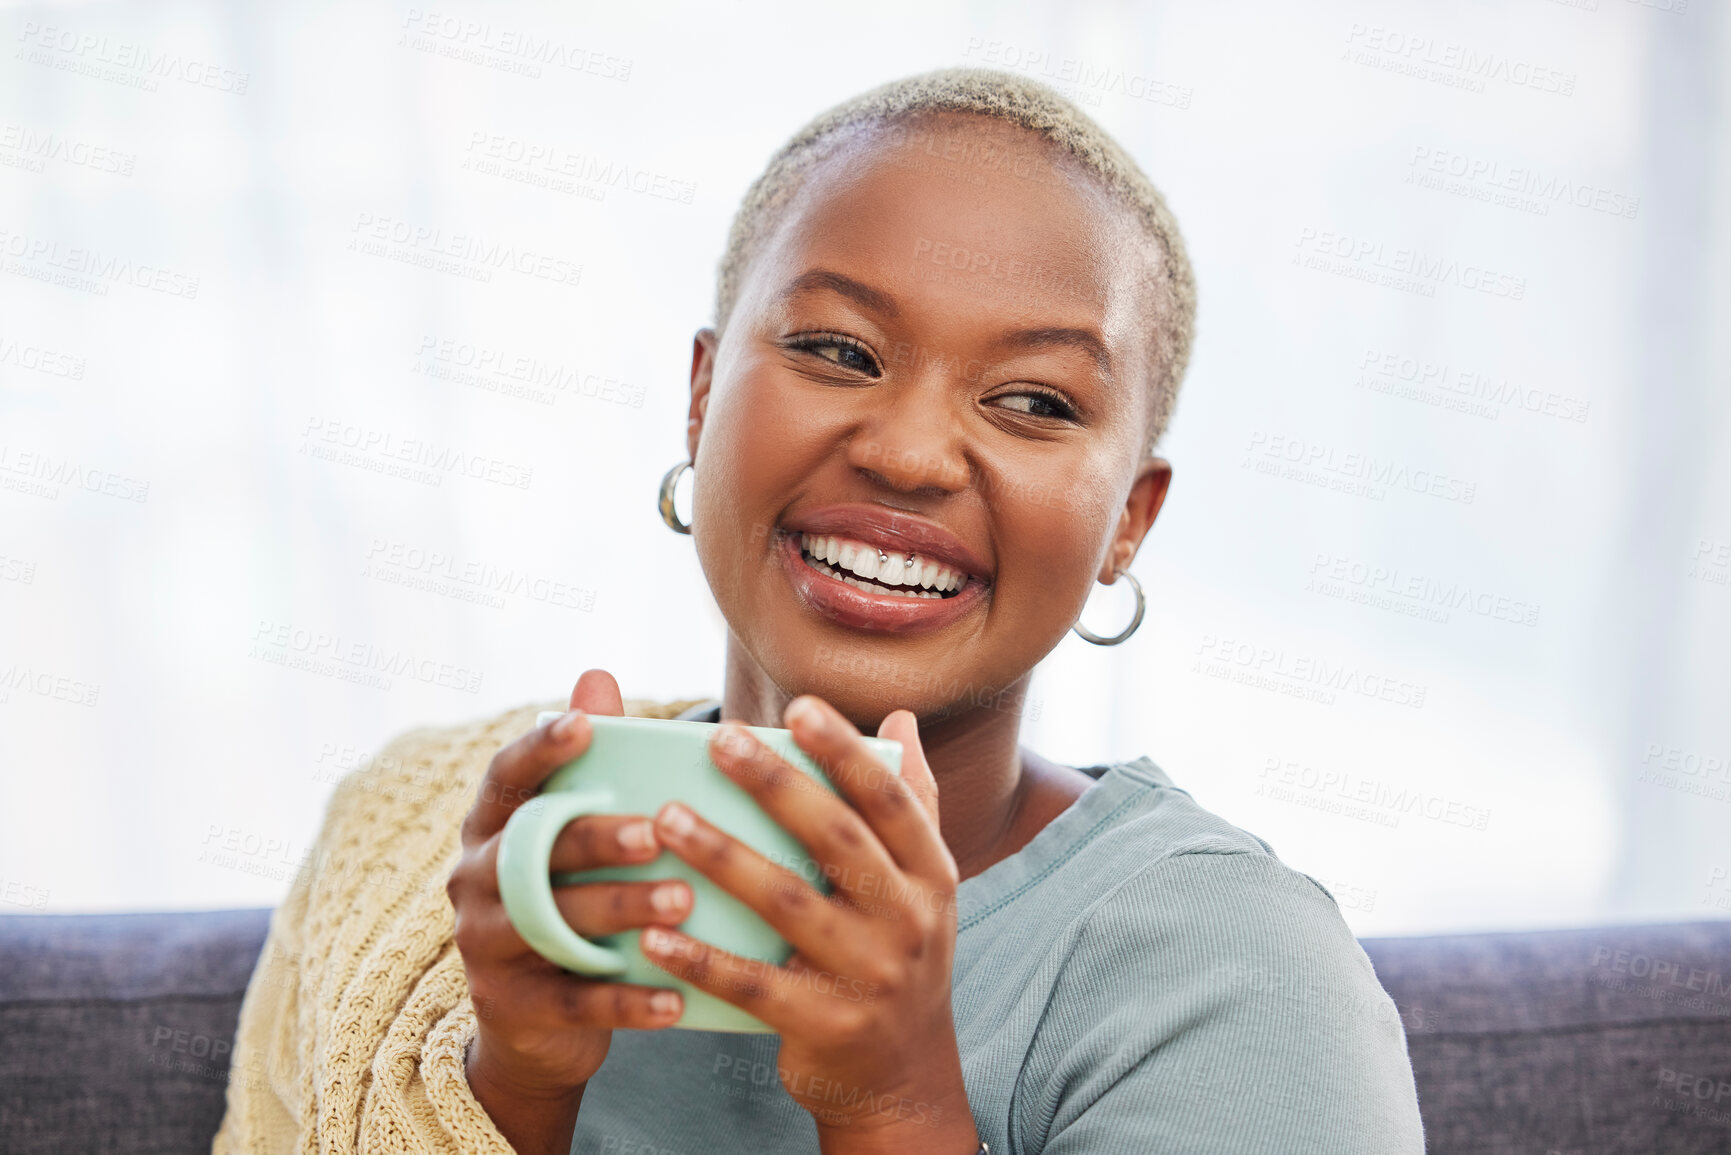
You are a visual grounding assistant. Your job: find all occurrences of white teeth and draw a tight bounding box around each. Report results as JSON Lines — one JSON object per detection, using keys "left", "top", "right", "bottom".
{"left": 798, "top": 531, "right": 968, "bottom": 599}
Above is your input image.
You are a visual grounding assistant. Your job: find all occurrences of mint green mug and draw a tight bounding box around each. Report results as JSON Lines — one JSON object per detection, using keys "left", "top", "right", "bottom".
{"left": 496, "top": 711, "right": 903, "bottom": 1032}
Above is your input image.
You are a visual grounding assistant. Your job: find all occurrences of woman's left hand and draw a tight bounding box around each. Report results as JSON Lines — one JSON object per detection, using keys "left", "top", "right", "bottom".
{"left": 642, "top": 695, "right": 980, "bottom": 1155}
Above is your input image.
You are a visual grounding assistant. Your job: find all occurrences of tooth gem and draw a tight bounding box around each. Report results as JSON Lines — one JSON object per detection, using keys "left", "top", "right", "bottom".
{"left": 799, "top": 532, "right": 966, "bottom": 593}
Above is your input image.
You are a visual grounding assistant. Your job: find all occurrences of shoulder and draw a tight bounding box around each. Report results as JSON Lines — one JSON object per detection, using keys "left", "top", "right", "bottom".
{"left": 323, "top": 701, "right": 553, "bottom": 828}
{"left": 1069, "top": 760, "right": 1354, "bottom": 926}
{"left": 1071, "top": 847, "right": 1381, "bottom": 1018}
{"left": 1061, "top": 769, "right": 1381, "bottom": 1014}
{"left": 315, "top": 695, "right": 716, "bottom": 863}
{"left": 1090, "top": 757, "right": 1291, "bottom": 857}
{"left": 1025, "top": 782, "right": 1424, "bottom": 1151}
{"left": 286, "top": 695, "right": 713, "bottom": 938}
{"left": 335, "top": 695, "right": 717, "bottom": 800}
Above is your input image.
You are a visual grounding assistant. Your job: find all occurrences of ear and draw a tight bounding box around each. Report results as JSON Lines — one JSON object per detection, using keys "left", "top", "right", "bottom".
{"left": 1098, "top": 456, "right": 1172, "bottom": 582}
{"left": 687, "top": 328, "right": 718, "bottom": 466}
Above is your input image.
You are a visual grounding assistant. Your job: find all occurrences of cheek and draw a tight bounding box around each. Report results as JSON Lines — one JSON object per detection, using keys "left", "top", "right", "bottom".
{"left": 701, "top": 357, "right": 840, "bottom": 483}
{"left": 1018, "top": 505, "right": 1102, "bottom": 577}
{"left": 690, "top": 362, "right": 821, "bottom": 566}
{"left": 992, "top": 466, "right": 1122, "bottom": 602}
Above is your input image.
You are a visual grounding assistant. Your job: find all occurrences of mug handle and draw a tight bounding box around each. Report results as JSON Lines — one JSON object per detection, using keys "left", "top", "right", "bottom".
{"left": 496, "top": 791, "right": 631, "bottom": 977}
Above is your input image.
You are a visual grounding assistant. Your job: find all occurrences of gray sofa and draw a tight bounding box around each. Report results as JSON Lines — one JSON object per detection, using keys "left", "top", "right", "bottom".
{"left": 1, "top": 911, "right": 1727, "bottom": 1153}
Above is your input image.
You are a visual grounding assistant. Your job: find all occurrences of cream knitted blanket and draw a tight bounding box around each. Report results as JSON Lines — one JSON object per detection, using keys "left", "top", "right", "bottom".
{"left": 213, "top": 696, "right": 712, "bottom": 1154}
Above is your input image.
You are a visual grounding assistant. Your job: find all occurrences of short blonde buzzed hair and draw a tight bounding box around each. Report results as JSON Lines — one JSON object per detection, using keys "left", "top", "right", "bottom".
{"left": 714, "top": 66, "right": 1197, "bottom": 456}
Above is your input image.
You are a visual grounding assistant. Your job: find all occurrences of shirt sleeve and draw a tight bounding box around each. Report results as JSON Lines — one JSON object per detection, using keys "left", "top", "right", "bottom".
{"left": 212, "top": 727, "right": 518, "bottom": 1155}
{"left": 1027, "top": 850, "right": 1426, "bottom": 1155}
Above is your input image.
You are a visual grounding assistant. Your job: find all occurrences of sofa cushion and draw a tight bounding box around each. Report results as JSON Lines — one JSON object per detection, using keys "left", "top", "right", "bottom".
{"left": 1362, "top": 920, "right": 1731, "bottom": 1154}
{"left": 2, "top": 910, "right": 1727, "bottom": 1153}
{"left": 0, "top": 909, "right": 272, "bottom": 1155}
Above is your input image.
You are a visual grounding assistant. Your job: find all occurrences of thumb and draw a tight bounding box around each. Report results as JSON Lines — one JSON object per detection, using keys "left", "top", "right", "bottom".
{"left": 569, "top": 668, "right": 625, "bottom": 716}
{"left": 877, "top": 708, "right": 938, "bottom": 826}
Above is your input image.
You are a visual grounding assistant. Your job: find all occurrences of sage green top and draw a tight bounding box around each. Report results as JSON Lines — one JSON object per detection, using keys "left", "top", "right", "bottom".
{"left": 570, "top": 701, "right": 1426, "bottom": 1154}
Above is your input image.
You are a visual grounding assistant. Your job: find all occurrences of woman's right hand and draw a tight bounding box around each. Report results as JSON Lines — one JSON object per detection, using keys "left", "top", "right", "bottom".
{"left": 446, "top": 669, "right": 690, "bottom": 1153}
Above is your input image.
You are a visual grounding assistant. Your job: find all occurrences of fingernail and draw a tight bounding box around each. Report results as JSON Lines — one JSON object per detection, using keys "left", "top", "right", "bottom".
{"left": 552, "top": 709, "right": 584, "bottom": 741}
{"left": 785, "top": 697, "right": 825, "bottom": 734}
{"left": 641, "top": 927, "right": 670, "bottom": 953}
{"left": 714, "top": 722, "right": 757, "bottom": 759}
{"left": 618, "top": 821, "right": 656, "bottom": 854}
{"left": 659, "top": 803, "right": 695, "bottom": 837}
{"left": 650, "top": 990, "right": 681, "bottom": 1016}
{"left": 651, "top": 883, "right": 688, "bottom": 915}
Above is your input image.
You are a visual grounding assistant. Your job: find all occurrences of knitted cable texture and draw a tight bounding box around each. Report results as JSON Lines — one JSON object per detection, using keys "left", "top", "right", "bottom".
{"left": 212, "top": 696, "right": 714, "bottom": 1155}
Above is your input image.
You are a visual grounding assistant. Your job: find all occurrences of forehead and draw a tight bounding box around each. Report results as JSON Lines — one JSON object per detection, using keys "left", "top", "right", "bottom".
{"left": 743, "top": 112, "right": 1154, "bottom": 363}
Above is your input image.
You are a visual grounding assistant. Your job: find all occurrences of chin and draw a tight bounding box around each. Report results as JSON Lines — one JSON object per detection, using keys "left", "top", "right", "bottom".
{"left": 758, "top": 623, "right": 1000, "bottom": 731}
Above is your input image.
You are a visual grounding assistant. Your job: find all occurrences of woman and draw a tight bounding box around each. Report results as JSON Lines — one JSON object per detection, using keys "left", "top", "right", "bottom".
{"left": 216, "top": 68, "right": 1425, "bottom": 1154}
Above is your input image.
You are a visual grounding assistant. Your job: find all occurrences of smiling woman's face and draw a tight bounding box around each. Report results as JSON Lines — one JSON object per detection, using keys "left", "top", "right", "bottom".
{"left": 687, "top": 112, "right": 1172, "bottom": 728}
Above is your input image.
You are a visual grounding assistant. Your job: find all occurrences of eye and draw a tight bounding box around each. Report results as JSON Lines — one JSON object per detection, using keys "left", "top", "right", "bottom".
{"left": 988, "top": 388, "right": 1080, "bottom": 422}
{"left": 785, "top": 332, "right": 881, "bottom": 377}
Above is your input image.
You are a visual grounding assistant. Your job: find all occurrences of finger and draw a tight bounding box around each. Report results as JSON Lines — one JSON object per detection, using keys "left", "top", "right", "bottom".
{"left": 651, "top": 801, "right": 869, "bottom": 970}
{"left": 462, "top": 708, "right": 594, "bottom": 843}
{"left": 449, "top": 865, "right": 689, "bottom": 965}
{"left": 475, "top": 969, "right": 683, "bottom": 1032}
{"left": 451, "top": 890, "right": 544, "bottom": 967}
{"left": 784, "top": 696, "right": 952, "bottom": 880}
{"left": 637, "top": 927, "right": 814, "bottom": 1033}
{"left": 878, "top": 708, "right": 940, "bottom": 829}
{"left": 463, "top": 668, "right": 624, "bottom": 844}
{"left": 547, "top": 813, "right": 661, "bottom": 873}
{"left": 552, "top": 878, "right": 693, "bottom": 937}
{"left": 569, "top": 668, "right": 625, "bottom": 716}
{"left": 704, "top": 723, "right": 901, "bottom": 897}
{"left": 452, "top": 823, "right": 678, "bottom": 957}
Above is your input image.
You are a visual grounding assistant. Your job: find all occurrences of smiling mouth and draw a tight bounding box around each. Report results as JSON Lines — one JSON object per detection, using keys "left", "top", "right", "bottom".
{"left": 795, "top": 531, "right": 968, "bottom": 600}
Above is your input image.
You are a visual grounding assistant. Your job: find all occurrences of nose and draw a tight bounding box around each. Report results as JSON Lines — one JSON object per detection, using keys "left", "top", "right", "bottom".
{"left": 845, "top": 382, "right": 970, "bottom": 496}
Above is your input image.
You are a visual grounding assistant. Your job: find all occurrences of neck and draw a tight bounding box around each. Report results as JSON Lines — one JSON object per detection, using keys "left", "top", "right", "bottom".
{"left": 720, "top": 636, "right": 1035, "bottom": 880}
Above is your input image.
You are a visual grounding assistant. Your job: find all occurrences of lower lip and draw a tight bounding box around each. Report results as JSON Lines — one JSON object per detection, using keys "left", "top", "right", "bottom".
{"left": 775, "top": 531, "right": 988, "bottom": 635}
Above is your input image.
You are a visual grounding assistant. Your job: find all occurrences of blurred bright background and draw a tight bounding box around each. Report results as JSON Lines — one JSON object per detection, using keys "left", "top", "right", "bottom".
{"left": 1, "top": 0, "right": 1727, "bottom": 936}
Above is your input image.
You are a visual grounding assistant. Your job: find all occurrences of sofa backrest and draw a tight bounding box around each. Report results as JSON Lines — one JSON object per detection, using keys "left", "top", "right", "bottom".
{"left": 2, "top": 909, "right": 1728, "bottom": 1153}
{"left": 1362, "top": 920, "right": 1731, "bottom": 1153}
{"left": 0, "top": 909, "right": 271, "bottom": 1155}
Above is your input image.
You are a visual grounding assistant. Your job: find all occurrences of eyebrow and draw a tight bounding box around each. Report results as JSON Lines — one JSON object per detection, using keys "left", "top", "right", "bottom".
{"left": 777, "top": 267, "right": 1113, "bottom": 376}
{"left": 997, "top": 327, "right": 1112, "bottom": 376}
{"left": 776, "top": 268, "right": 900, "bottom": 319}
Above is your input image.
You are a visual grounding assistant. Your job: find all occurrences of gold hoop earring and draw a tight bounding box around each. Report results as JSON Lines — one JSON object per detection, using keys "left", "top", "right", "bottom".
{"left": 658, "top": 460, "right": 692, "bottom": 534}
{"left": 1071, "top": 569, "right": 1145, "bottom": 646}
